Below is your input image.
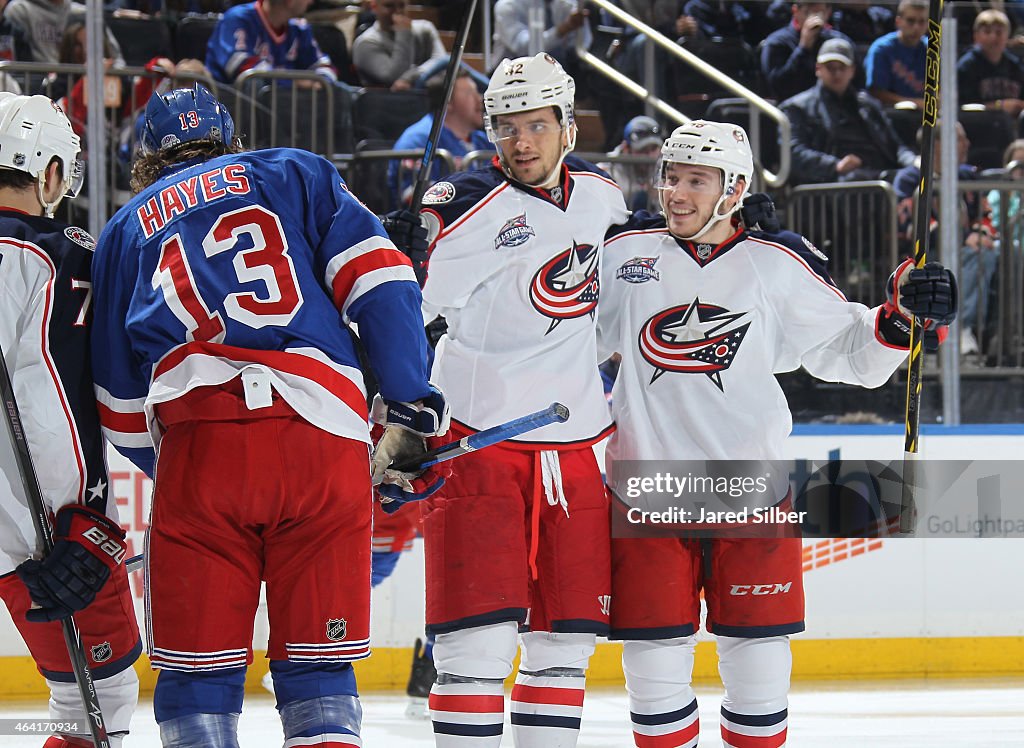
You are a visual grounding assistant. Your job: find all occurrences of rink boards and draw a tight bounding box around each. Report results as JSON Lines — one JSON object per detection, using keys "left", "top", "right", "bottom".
{"left": 1, "top": 426, "right": 1022, "bottom": 696}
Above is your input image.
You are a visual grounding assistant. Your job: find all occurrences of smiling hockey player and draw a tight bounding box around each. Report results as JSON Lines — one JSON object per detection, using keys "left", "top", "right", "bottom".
{"left": 597, "top": 120, "right": 957, "bottom": 747}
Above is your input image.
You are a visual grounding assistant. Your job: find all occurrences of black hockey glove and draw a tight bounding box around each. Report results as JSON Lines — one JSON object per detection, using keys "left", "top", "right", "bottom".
{"left": 888, "top": 259, "right": 958, "bottom": 326}
{"left": 16, "top": 505, "right": 127, "bottom": 622}
{"left": 879, "top": 259, "right": 958, "bottom": 351}
{"left": 425, "top": 315, "right": 448, "bottom": 349}
{"left": 740, "top": 192, "right": 781, "bottom": 233}
{"left": 380, "top": 209, "right": 429, "bottom": 268}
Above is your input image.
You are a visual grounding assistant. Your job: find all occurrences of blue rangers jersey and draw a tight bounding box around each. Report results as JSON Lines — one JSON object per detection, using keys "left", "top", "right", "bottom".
{"left": 0, "top": 212, "right": 113, "bottom": 575}
{"left": 420, "top": 155, "right": 628, "bottom": 447}
{"left": 597, "top": 213, "right": 910, "bottom": 501}
{"left": 206, "top": 1, "right": 336, "bottom": 84}
{"left": 91, "top": 148, "right": 427, "bottom": 477}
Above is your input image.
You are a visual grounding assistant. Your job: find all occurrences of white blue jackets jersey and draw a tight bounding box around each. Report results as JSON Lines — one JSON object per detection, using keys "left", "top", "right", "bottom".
{"left": 206, "top": 1, "right": 335, "bottom": 84}
{"left": 597, "top": 213, "right": 909, "bottom": 498}
{"left": 420, "top": 155, "right": 629, "bottom": 446}
{"left": 0, "top": 212, "right": 113, "bottom": 575}
{"left": 91, "top": 148, "right": 426, "bottom": 477}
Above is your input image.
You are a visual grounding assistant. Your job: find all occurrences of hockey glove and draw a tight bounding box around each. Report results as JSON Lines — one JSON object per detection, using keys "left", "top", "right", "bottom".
{"left": 16, "top": 505, "right": 127, "bottom": 623}
{"left": 380, "top": 209, "right": 429, "bottom": 267}
{"left": 425, "top": 315, "right": 448, "bottom": 349}
{"left": 740, "top": 192, "right": 782, "bottom": 233}
{"left": 371, "top": 385, "right": 452, "bottom": 511}
{"left": 879, "top": 259, "right": 957, "bottom": 351}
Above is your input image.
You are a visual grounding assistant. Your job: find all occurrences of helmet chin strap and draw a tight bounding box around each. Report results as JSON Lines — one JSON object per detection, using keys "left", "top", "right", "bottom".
{"left": 36, "top": 171, "right": 64, "bottom": 218}
{"left": 665, "top": 192, "right": 735, "bottom": 242}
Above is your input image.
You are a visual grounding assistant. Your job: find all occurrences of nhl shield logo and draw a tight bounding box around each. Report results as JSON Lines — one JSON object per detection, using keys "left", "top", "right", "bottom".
{"left": 326, "top": 618, "right": 347, "bottom": 642}
{"left": 695, "top": 243, "right": 714, "bottom": 259}
{"left": 90, "top": 641, "right": 112, "bottom": 664}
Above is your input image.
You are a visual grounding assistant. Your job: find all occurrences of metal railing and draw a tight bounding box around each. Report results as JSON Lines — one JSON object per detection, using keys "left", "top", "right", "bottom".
{"left": 575, "top": 0, "right": 791, "bottom": 189}
{"left": 234, "top": 69, "right": 341, "bottom": 158}
{"left": 784, "top": 181, "right": 900, "bottom": 308}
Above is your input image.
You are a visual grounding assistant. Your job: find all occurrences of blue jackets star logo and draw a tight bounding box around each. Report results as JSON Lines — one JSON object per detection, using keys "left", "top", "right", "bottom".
{"left": 638, "top": 298, "right": 750, "bottom": 390}
{"left": 529, "top": 241, "right": 599, "bottom": 333}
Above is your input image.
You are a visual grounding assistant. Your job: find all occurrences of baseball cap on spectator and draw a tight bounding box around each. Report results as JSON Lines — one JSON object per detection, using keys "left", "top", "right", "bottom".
{"left": 817, "top": 38, "right": 854, "bottom": 66}
{"left": 624, "top": 116, "right": 662, "bottom": 150}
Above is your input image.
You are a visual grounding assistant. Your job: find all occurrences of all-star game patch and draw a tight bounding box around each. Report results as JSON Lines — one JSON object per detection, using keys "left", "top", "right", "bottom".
{"left": 802, "top": 235, "right": 828, "bottom": 262}
{"left": 422, "top": 181, "right": 456, "bottom": 205}
{"left": 65, "top": 226, "right": 96, "bottom": 250}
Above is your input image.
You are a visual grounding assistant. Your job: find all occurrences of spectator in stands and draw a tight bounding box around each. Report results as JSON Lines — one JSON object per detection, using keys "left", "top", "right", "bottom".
{"left": 957, "top": 8, "right": 1024, "bottom": 117}
{"left": 206, "top": 0, "right": 336, "bottom": 85}
{"left": 599, "top": 114, "right": 661, "bottom": 212}
{"left": 865, "top": 0, "right": 928, "bottom": 108}
{"left": 491, "top": 0, "right": 591, "bottom": 72}
{"left": 3, "top": 0, "right": 123, "bottom": 65}
{"left": 761, "top": 2, "right": 853, "bottom": 101}
{"left": 988, "top": 138, "right": 1024, "bottom": 260}
{"left": 830, "top": 0, "right": 893, "bottom": 45}
{"left": 352, "top": 0, "right": 447, "bottom": 90}
{"left": 893, "top": 122, "right": 994, "bottom": 355}
{"left": 387, "top": 68, "right": 492, "bottom": 206}
{"left": 781, "top": 37, "right": 914, "bottom": 185}
{"left": 0, "top": 0, "right": 26, "bottom": 93}
{"left": 683, "top": 0, "right": 775, "bottom": 46}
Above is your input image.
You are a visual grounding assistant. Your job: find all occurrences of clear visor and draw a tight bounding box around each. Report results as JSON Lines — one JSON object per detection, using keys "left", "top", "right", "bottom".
{"left": 654, "top": 158, "right": 725, "bottom": 197}
{"left": 491, "top": 120, "right": 563, "bottom": 143}
{"left": 65, "top": 157, "right": 84, "bottom": 198}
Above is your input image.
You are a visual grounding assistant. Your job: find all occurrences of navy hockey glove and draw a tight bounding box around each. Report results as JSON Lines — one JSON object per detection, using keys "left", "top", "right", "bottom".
{"left": 879, "top": 259, "right": 957, "bottom": 351}
{"left": 740, "top": 192, "right": 781, "bottom": 233}
{"left": 380, "top": 209, "right": 429, "bottom": 283}
{"left": 16, "top": 505, "right": 127, "bottom": 623}
{"left": 371, "top": 385, "right": 451, "bottom": 510}
{"left": 425, "top": 315, "right": 448, "bottom": 349}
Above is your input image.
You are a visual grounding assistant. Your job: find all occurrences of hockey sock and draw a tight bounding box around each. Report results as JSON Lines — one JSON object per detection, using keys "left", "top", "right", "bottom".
{"left": 430, "top": 673, "right": 505, "bottom": 746}
{"left": 510, "top": 667, "right": 586, "bottom": 747}
{"left": 717, "top": 636, "right": 791, "bottom": 748}
{"left": 154, "top": 667, "right": 245, "bottom": 747}
{"left": 272, "top": 660, "right": 362, "bottom": 746}
{"left": 622, "top": 637, "right": 700, "bottom": 748}
{"left": 47, "top": 666, "right": 138, "bottom": 747}
{"left": 430, "top": 623, "right": 517, "bottom": 746}
{"left": 510, "top": 631, "right": 595, "bottom": 748}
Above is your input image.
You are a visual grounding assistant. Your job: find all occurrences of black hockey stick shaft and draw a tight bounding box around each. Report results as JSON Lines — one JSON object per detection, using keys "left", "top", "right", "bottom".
{"left": 0, "top": 348, "right": 110, "bottom": 748}
{"left": 901, "top": 0, "right": 943, "bottom": 535}
{"left": 408, "top": 0, "right": 479, "bottom": 212}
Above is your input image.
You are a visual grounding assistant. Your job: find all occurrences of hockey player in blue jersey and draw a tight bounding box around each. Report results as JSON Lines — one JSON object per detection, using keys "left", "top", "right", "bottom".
{"left": 0, "top": 93, "right": 142, "bottom": 748}
{"left": 90, "top": 84, "right": 449, "bottom": 748}
{"left": 205, "top": 0, "right": 336, "bottom": 85}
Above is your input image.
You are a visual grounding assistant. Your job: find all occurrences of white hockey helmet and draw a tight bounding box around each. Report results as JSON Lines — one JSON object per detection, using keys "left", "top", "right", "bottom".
{"left": 0, "top": 94, "right": 83, "bottom": 216}
{"left": 656, "top": 120, "right": 754, "bottom": 240}
{"left": 484, "top": 53, "right": 577, "bottom": 182}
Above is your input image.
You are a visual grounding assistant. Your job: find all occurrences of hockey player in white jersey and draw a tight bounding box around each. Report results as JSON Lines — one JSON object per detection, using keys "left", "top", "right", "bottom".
{"left": 597, "top": 120, "right": 957, "bottom": 747}
{"left": 0, "top": 94, "right": 141, "bottom": 747}
{"left": 393, "top": 53, "right": 628, "bottom": 748}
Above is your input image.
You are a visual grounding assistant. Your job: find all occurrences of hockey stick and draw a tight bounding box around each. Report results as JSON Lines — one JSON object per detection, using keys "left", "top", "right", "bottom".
{"left": 383, "top": 401, "right": 570, "bottom": 477}
{"left": 900, "top": 0, "right": 943, "bottom": 536}
{"left": 124, "top": 403, "right": 572, "bottom": 572}
{"left": 0, "top": 348, "right": 110, "bottom": 748}
{"left": 408, "top": 0, "right": 480, "bottom": 212}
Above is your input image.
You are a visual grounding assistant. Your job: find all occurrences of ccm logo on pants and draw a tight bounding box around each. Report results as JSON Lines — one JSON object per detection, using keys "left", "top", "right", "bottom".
{"left": 729, "top": 583, "right": 793, "bottom": 596}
